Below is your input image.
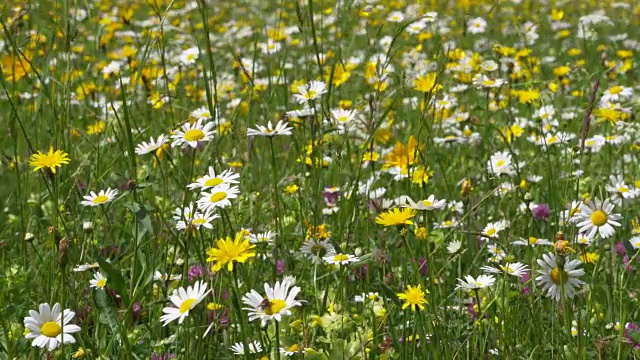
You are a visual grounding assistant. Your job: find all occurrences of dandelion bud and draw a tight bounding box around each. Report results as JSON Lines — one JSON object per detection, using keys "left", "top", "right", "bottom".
{"left": 461, "top": 179, "right": 473, "bottom": 196}
{"left": 554, "top": 239, "right": 575, "bottom": 257}
{"left": 58, "top": 238, "right": 69, "bottom": 266}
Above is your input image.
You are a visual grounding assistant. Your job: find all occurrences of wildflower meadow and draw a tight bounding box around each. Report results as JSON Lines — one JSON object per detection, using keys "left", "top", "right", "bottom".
{"left": 2, "top": 0, "right": 640, "bottom": 358}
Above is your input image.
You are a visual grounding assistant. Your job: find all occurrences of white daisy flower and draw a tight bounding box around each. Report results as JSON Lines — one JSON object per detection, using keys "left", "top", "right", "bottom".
{"left": 487, "top": 243, "right": 506, "bottom": 262}
{"left": 175, "top": 209, "right": 219, "bottom": 231}
{"left": 455, "top": 274, "right": 496, "bottom": 291}
{"left": 178, "top": 46, "right": 199, "bottom": 65}
{"left": 576, "top": 232, "right": 594, "bottom": 246}
{"left": 170, "top": 119, "right": 216, "bottom": 148}
{"left": 535, "top": 105, "right": 556, "bottom": 120}
{"left": 467, "top": 17, "right": 487, "bottom": 34}
{"left": 196, "top": 183, "right": 240, "bottom": 211}
{"left": 230, "top": 340, "right": 262, "bottom": 355}
{"left": 242, "top": 279, "right": 304, "bottom": 327}
{"left": 280, "top": 344, "right": 302, "bottom": 356}
{"left": 472, "top": 74, "right": 505, "bottom": 89}
{"left": 323, "top": 253, "right": 359, "bottom": 265}
{"left": 73, "top": 262, "right": 99, "bottom": 272}
{"left": 173, "top": 204, "right": 197, "bottom": 222}
{"left": 260, "top": 40, "right": 282, "bottom": 54}
{"left": 629, "top": 236, "right": 640, "bottom": 249}
{"left": 292, "top": 80, "right": 327, "bottom": 103}
{"left": 153, "top": 271, "right": 182, "bottom": 282}
{"left": 300, "top": 238, "right": 336, "bottom": 264}
{"left": 512, "top": 237, "right": 552, "bottom": 247}
{"left": 605, "top": 174, "right": 635, "bottom": 200}
{"left": 405, "top": 195, "right": 447, "bottom": 211}
{"left": 190, "top": 106, "right": 213, "bottom": 121}
{"left": 601, "top": 85, "right": 633, "bottom": 103}
{"left": 159, "top": 280, "right": 210, "bottom": 326}
{"left": 250, "top": 231, "right": 276, "bottom": 244}
{"left": 89, "top": 272, "right": 107, "bottom": 290}
{"left": 447, "top": 240, "right": 463, "bottom": 254}
{"left": 386, "top": 11, "right": 405, "bottom": 22}
{"left": 135, "top": 134, "right": 168, "bottom": 155}
{"left": 536, "top": 253, "right": 585, "bottom": 301}
{"left": 247, "top": 120, "right": 293, "bottom": 137}
{"left": 354, "top": 292, "right": 380, "bottom": 303}
{"left": 482, "top": 220, "right": 509, "bottom": 238}
{"left": 574, "top": 198, "right": 622, "bottom": 238}
{"left": 481, "top": 262, "right": 529, "bottom": 278}
{"left": 23, "top": 303, "right": 81, "bottom": 351}
{"left": 81, "top": 188, "right": 118, "bottom": 207}
{"left": 487, "top": 151, "right": 514, "bottom": 176}
{"left": 434, "top": 218, "right": 459, "bottom": 229}
{"left": 186, "top": 167, "right": 240, "bottom": 190}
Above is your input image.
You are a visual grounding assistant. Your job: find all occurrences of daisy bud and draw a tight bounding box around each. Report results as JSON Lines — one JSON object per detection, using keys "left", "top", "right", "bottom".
{"left": 82, "top": 221, "right": 94, "bottom": 234}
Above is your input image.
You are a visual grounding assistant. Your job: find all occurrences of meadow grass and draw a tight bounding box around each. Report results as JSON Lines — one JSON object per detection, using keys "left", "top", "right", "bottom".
{"left": 1, "top": 0, "right": 640, "bottom": 359}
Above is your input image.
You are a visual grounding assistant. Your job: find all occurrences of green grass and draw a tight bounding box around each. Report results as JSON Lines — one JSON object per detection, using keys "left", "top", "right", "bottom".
{"left": 1, "top": 0, "right": 640, "bottom": 359}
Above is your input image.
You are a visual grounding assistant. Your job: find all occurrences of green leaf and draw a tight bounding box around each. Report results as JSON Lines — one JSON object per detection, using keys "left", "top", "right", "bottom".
{"left": 93, "top": 288, "right": 121, "bottom": 340}
{"left": 97, "top": 256, "right": 130, "bottom": 306}
{"left": 375, "top": 282, "right": 401, "bottom": 307}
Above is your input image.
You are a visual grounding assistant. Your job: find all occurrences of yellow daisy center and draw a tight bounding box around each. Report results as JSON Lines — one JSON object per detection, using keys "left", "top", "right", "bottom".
{"left": 41, "top": 321, "right": 62, "bottom": 337}
{"left": 590, "top": 210, "right": 608, "bottom": 227}
{"left": 209, "top": 192, "right": 227, "bottom": 203}
{"left": 618, "top": 186, "right": 629, "bottom": 193}
{"left": 92, "top": 195, "right": 109, "bottom": 204}
{"left": 304, "top": 90, "right": 317, "bottom": 99}
{"left": 333, "top": 254, "right": 349, "bottom": 262}
{"left": 529, "top": 237, "right": 538, "bottom": 244}
{"left": 496, "top": 160, "right": 505, "bottom": 167}
{"left": 97, "top": 279, "right": 107, "bottom": 288}
{"left": 609, "top": 86, "right": 623, "bottom": 95}
{"left": 264, "top": 299, "right": 287, "bottom": 315}
{"left": 550, "top": 267, "right": 568, "bottom": 285}
{"left": 192, "top": 218, "right": 207, "bottom": 225}
{"left": 486, "top": 228, "right": 497, "bottom": 236}
{"left": 179, "top": 298, "right": 197, "bottom": 314}
{"left": 420, "top": 200, "right": 433, "bottom": 207}
{"left": 204, "top": 177, "right": 224, "bottom": 187}
{"left": 184, "top": 129, "right": 205, "bottom": 142}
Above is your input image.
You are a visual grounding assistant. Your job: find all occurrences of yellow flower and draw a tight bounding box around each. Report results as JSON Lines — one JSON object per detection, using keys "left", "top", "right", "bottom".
{"left": 553, "top": 66, "right": 570, "bottom": 77}
{"left": 411, "top": 166, "right": 433, "bottom": 186}
{"left": 207, "top": 302, "right": 223, "bottom": 311}
{"left": 376, "top": 208, "right": 416, "bottom": 227}
{"left": 206, "top": 234, "right": 256, "bottom": 272}
{"left": 72, "top": 347, "right": 87, "bottom": 358}
{"left": 515, "top": 88, "right": 540, "bottom": 104}
{"left": 86, "top": 120, "right": 106, "bottom": 135}
{"left": 579, "top": 252, "right": 599, "bottom": 264}
{"left": 284, "top": 184, "right": 299, "bottom": 194}
{"left": 413, "top": 73, "right": 441, "bottom": 93}
{"left": 29, "top": 147, "right": 70, "bottom": 174}
{"left": 397, "top": 284, "right": 429, "bottom": 311}
{"left": 414, "top": 227, "right": 428, "bottom": 240}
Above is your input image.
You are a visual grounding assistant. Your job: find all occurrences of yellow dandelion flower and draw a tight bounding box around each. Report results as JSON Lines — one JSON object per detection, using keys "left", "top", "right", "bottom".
{"left": 29, "top": 147, "right": 70, "bottom": 174}
{"left": 413, "top": 73, "right": 441, "bottom": 93}
{"left": 206, "top": 234, "right": 256, "bottom": 272}
{"left": 397, "top": 284, "right": 429, "bottom": 311}
{"left": 376, "top": 208, "right": 416, "bottom": 227}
